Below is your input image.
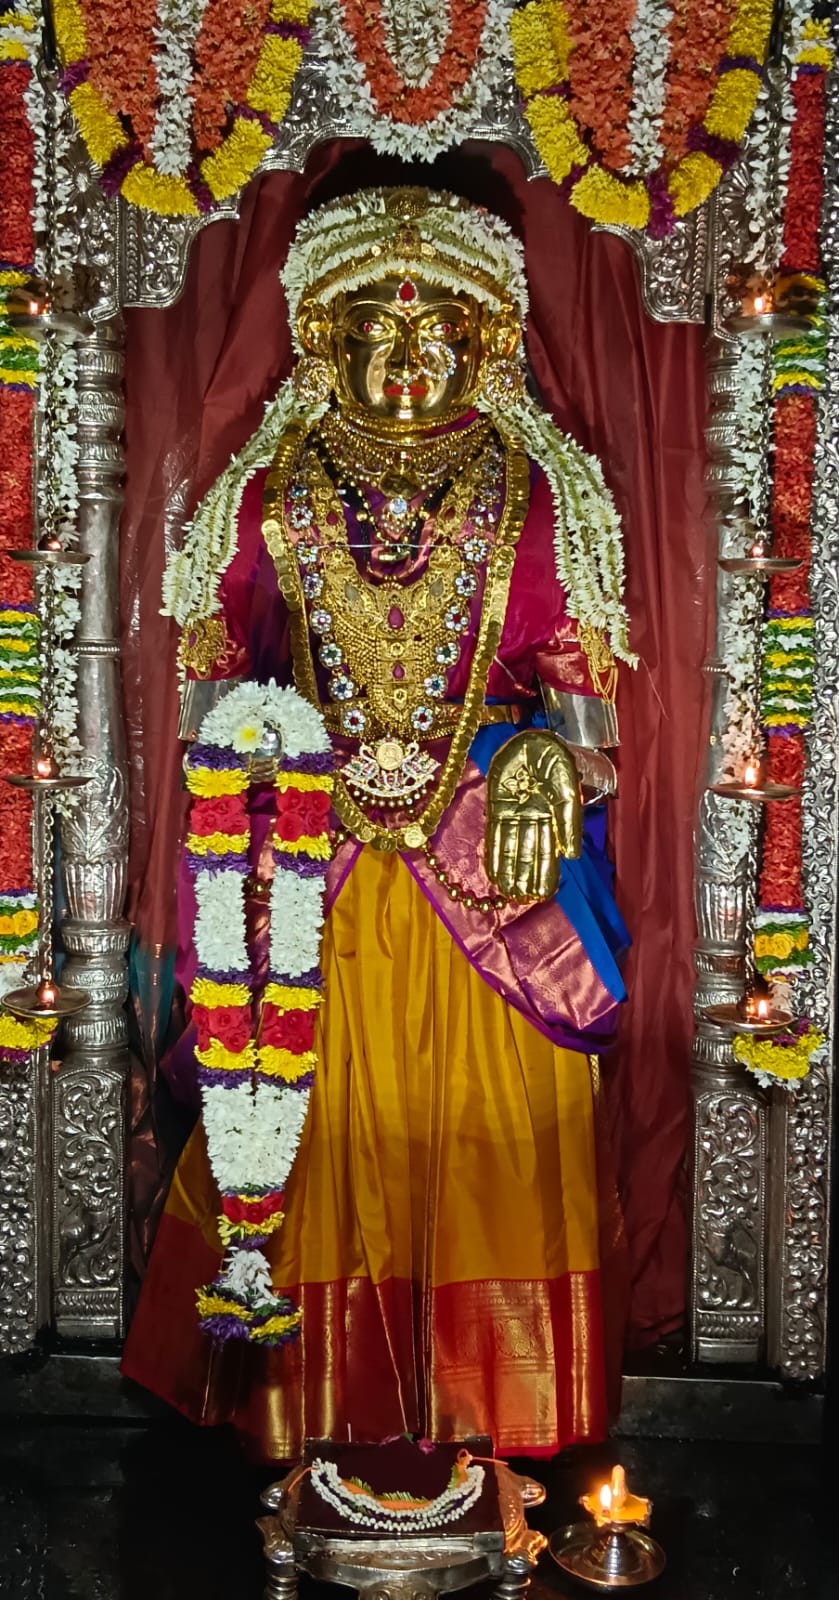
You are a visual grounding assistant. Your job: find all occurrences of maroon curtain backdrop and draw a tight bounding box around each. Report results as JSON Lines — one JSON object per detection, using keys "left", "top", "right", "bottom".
{"left": 120, "top": 142, "right": 711, "bottom": 1345}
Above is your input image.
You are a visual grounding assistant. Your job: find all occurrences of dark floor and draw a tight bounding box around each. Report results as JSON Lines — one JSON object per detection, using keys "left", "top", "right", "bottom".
{"left": 0, "top": 1420, "right": 832, "bottom": 1599}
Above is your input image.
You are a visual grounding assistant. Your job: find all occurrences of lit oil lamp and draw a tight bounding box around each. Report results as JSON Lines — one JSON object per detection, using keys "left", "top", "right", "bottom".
{"left": 718, "top": 519, "right": 802, "bottom": 577}
{"left": 710, "top": 753, "right": 799, "bottom": 804}
{"left": 705, "top": 973, "right": 794, "bottom": 1038}
{"left": 550, "top": 1465, "right": 665, "bottom": 1589}
{"left": 725, "top": 267, "right": 814, "bottom": 340}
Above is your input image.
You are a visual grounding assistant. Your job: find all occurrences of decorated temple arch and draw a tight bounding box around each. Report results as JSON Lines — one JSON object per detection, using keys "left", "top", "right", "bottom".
{"left": 0, "top": 0, "right": 834, "bottom": 1445}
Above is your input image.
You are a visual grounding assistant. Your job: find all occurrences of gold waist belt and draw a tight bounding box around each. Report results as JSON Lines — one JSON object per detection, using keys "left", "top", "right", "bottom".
{"left": 322, "top": 702, "right": 524, "bottom": 735}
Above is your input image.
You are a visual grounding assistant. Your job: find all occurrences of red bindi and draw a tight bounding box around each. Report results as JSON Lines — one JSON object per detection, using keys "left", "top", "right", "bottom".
{"left": 398, "top": 278, "right": 417, "bottom": 303}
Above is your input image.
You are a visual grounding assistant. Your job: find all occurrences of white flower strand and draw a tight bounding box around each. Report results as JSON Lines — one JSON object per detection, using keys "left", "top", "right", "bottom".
{"left": 309, "top": 1458, "right": 486, "bottom": 1533}
{"left": 194, "top": 869, "right": 250, "bottom": 973}
{"left": 162, "top": 386, "right": 329, "bottom": 630}
{"left": 270, "top": 873, "right": 326, "bottom": 979}
{"left": 483, "top": 392, "right": 634, "bottom": 665}
{"left": 282, "top": 186, "right": 529, "bottom": 334}
{"left": 312, "top": 0, "right": 514, "bottom": 164}
{"left": 201, "top": 1080, "right": 310, "bottom": 1192}
{"left": 379, "top": 0, "right": 449, "bottom": 90}
{"left": 150, "top": 0, "right": 209, "bottom": 177}
{"left": 625, "top": 0, "right": 672, "bottom": 178}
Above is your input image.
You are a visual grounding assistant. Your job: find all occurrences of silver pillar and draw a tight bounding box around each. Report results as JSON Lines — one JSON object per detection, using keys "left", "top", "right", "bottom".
{"left": 690, "top": 341, "right": 767, "bottom": 1363}
{"left": 54, "top": 319, "right": 130, "bottom": 1340}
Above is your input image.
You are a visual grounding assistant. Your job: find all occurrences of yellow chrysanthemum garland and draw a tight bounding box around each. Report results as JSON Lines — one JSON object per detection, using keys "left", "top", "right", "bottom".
{"left": 52, "top": 0, "right": 310, "bottom": 217}
{"left": 511, "top": 0, "right": 774, "bottom": 233}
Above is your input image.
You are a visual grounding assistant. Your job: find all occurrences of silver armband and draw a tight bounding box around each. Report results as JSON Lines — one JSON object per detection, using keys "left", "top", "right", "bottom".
{"left": 540, "top": 685, "right": 619, "bottom": 749}
{"left": 178, "top": 677, "right": 244, "bottom": 742}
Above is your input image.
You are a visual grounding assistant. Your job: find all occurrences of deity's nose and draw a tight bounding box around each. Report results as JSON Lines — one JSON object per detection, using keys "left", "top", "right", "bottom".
{"left": 391, "top": 318, "right": 422, "bottom": 373}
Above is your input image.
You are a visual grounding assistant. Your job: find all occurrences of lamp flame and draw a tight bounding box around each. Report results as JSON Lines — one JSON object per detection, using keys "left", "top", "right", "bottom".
{"left": 599, "top": 1484, "right": 612, "bottom": 1514}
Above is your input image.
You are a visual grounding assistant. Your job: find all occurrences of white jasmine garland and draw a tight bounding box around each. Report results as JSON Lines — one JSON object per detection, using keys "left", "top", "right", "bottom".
{"left": 280, "top": 186, "right": 529, "bottom": 334}
{"left": 484, "top": 392, "right": 634, "bottom": 664}
{"left": 270, "top": 872, "right": 327, "bottom": 978}
{"left": 379, "top": 0, "right": 449, "bottom": 89}
{"left": 194, "top": 870, "right": 250, "bottom": 972}
{"left": 201, "top": 1080, "right": 311, "bottom": 1192}
{"left": 310, "top": 1457, "right": 486, "bottom": 1532}
{"left": 200, "top": 677, "right": 333, "bottom": 760}
{"left": 150, "top": 0, "right": 209, "bottom": 177}
{"left": 313, "top": 0, "right": 514, "bottom": 164}
{"left": 162, "top": 385, "right": 329, "bottom": 630}
{"left": 625, "top": 0, "right": 672, "bottom": 178}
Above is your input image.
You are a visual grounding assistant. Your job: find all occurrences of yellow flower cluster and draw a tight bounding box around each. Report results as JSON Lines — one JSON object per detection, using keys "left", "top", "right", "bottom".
{"left": 0, "top": 908, "right": 39, "bottom": 938}
{"left": 754, "top": 929, "right": 809, "bottom": 961}
{"left": 192, "top": 977, "right": 251, "bottom": 1007}
{"left": 256, "top": 1045, "right": 318, "bottom": 1081}
{"left": 733, "top": 1026, "right": 823, "bottom": 1085}
{"left": 263, "top": 982, "right": 321, "bottom": 1011}
{"left": 53, "top": 0, "right": 310, "bottom": 216}
{"left": 797, "top": 20, "right": 832, "bottom": 71}
{"left": 511, "top": 0, "right": 773, "bottom": 231}
{"left": 0, "top": 1013, "right": 58, "bottom": 1052}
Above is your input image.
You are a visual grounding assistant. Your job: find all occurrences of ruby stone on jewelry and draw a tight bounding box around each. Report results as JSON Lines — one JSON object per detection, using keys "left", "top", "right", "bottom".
{"left": 185, "top": 680, "right": 334, "bottom": 1347}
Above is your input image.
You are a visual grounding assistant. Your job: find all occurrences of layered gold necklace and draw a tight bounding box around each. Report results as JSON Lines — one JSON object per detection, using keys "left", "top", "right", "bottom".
{"left": 262, "top": 417, "right": 530, "bottom": 850}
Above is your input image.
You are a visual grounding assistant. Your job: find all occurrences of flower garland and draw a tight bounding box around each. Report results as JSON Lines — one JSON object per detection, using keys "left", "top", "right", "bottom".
{"left": 314, "top": 0, "right": 514, "bottom": 161}
{"left": 186, "top": 680, "right": 333, "bottom": 1346}
{"left": 749, "top": 12, "right": 831, "bottom": 1087}
{"left": 0, "top": 14, "right": 52, "bottom": 1055}
{"left": 733, "top": 1018, "right": 825, "bottom": 1091}
{"left": 52, "top": 0, "right": 311, "bottom": 216}
{"left": 511, "top": 0, "right": 774, "bottom": 235}
{"left": 309, "top": 1455, "right": 486, "bottom": 1533}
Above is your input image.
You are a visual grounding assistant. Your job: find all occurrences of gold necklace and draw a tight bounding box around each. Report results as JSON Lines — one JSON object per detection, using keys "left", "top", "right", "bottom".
{"left": 318, "top": 407, "right": 489, "bottom": 495}
{"left": 262, "top": 425, "right": 530, "bottom": 850}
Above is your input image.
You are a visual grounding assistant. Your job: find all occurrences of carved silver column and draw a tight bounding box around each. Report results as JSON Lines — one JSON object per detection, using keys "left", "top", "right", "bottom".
{"left": 690, "top": 341, "right": 767, "bottom": 1363}
{"left": 55, "top": 319, "right": 129, "bottom": 1339}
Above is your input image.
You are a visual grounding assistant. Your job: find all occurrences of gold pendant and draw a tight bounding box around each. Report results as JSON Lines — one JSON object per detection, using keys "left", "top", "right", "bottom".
{"left": 343, "top": 739, "right": 439, "bottom": 803}
{"left": 402, "top": 823, "right": 427, "bottom": 848}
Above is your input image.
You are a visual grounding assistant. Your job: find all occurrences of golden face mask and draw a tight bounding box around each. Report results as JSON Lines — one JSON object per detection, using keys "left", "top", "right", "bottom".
{"left": 328, "top": 275, "right": 486, "bottom": 424}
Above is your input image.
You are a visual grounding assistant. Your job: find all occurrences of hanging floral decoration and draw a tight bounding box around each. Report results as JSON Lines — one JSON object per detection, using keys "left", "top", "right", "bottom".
{"left": 733, "top": 1016, "right": 825, "bottom": 1091}
{"left": 314, "top": 0, "right": 514, "bottom": 161}
{"left": 186, "top": 681, "right": 333, "bottom": 1346}
{"left": 511, "top": 0, "right": 774, "bottom": 236}
{"left": 52, "top": 0, "right": 311, "bottom": 218}
{"left": 749, "top": 14, "right": 831, "bottom": 1087}
{"left": 0, "top": 17, "right": 45, "bottom": 1049}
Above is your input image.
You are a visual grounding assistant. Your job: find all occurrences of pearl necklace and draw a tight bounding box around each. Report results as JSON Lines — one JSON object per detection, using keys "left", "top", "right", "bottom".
{"left": 309, "top": 1455, "right": 485, "bottom": 1533}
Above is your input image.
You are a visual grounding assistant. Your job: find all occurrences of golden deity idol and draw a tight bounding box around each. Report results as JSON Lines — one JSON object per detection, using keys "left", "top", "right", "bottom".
{"left": 128, "top": 187, "right": 635, "bottom": 1460}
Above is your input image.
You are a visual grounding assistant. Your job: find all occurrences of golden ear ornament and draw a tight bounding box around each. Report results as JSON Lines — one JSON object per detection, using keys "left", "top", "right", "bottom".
{"left": 478, "top": 356, "right": 526, "bottom": 409}
{"left": 292, "top": 354, "right": 335, "bottom": 406}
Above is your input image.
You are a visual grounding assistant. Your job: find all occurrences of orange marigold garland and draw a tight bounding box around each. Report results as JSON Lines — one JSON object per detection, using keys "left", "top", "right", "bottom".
{"left": 52, "top": 0, "right": 311, "bottom": 216}
{"left": 511, "top": 0, "right": 773, "bottom": 234}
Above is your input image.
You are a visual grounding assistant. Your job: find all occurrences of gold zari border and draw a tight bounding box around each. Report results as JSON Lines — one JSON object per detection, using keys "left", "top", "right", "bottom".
{"left": 262, "top": 424, "right": 530, "bottom": 850}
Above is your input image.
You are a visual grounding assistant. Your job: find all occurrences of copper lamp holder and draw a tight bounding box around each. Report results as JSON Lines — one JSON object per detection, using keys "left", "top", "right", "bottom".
{"left": 708, "top": 780, "right": 799, "bottom": 803}
{"left": 703, "top": 1003, "right": 794, "bottom": 1038}
{"left": 718, "top": 554, "right": 802, "bottom": 576}
{"left": 2, "top": 981, "right": 90, "bottom": 1021}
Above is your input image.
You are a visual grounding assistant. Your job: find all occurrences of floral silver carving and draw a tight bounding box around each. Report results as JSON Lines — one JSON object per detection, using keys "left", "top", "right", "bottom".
{"left": 51, "top": 1066, "right": 124, "bottom": 1336}
{"left": 692, "top": 1089, "right": 766, "bottom": 1361}
{"left": 55, "top": 320, "right": 130, "bottom": 1340}
{"left": 595, "top": 205, "right": 708, "bottom": 325}
{"left": 689, "top": 328, "right": 766, "bottom": 1363}
{"left": 0, "top": 1055, "right": 50, "bottom": 1354}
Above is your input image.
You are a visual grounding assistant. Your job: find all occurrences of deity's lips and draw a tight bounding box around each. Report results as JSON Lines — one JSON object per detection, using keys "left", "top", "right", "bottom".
{"left": 384, "top": 381, "right": 428, "bottom": 397}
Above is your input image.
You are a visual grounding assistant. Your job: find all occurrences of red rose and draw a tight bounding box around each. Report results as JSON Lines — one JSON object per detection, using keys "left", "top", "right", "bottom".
{"left": 192, "top": 1003, "right": 251, "bottom": 1053}
{"left": 209, "top": 1005, "right": 252, "bottom": 1052}
{"left": 260, "top": 1004, "right": 315, "bottom": 1053}
{"left": 190, "top": 794, "right": 248, "bottom": 836}
{"left": 275, "top": 786, "right": 330, "bottom": 842}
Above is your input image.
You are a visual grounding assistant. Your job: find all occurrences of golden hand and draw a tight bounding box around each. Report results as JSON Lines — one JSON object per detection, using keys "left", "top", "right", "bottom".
{"left": 486, "top": 731, "right": 582, "bottom": 903}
